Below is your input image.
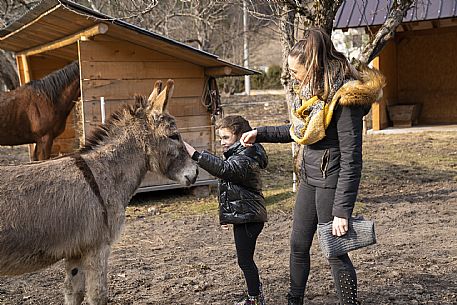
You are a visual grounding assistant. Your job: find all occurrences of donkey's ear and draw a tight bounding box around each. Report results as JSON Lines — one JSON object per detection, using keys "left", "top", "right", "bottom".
{"left": 152, "top": 79, "right": 174, "bottom": 113}
{"left": 148, "top": 80, "right": 163, "bottom": 103}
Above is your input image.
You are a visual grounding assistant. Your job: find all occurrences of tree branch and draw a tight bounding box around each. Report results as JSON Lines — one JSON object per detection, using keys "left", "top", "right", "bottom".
{"left": 358, "top": 0, "right": 415, "bottom": 64}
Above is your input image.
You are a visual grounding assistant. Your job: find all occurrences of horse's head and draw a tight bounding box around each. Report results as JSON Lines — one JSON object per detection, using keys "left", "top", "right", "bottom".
{"left": 141, "top": 80, "right": 198, "bottom": 186}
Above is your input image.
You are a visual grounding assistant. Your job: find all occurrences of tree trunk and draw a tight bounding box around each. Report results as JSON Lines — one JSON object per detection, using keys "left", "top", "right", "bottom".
{"left": 0, "top": 50, "right": 19, "bottom": 90}
{"left": 312, "top": 0, "right": 344, "bottom": 34}
{"left": 279, "top": 3, "right": 296, "bottom": 90}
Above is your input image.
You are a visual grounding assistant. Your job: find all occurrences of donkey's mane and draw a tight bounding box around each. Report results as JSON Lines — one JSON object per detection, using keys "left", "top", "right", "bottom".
{"left": 28, "top": 61, "right": 80, "bottom": 105}
{"left": 79, "top": 95, "right": 148, "bottom": 153}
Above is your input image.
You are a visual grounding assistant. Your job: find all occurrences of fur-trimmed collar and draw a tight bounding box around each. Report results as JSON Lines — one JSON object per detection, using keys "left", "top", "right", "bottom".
{"left": 335, "top": 65, "right": 386, "bottom": 107}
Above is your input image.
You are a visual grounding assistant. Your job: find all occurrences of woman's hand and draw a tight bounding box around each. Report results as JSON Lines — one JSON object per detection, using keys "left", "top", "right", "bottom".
{"left": 183, "top": 141, "right": 196, "bottom": 156}
{"left": 332, "top": 216, "right": 348, "bottom": 236}
{"left": 240, "top": 129, "right": 258, "bottom": 147}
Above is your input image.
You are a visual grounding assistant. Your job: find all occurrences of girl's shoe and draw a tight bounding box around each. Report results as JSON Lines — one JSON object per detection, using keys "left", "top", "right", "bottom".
{"left": 235, "top": 295, "right": 262, "bottom": 305}
{"left": 258, "top": 282, "right": 266, "bottom": 305}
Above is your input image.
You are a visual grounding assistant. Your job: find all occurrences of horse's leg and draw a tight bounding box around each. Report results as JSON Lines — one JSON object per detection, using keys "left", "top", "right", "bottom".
{"left": 35, "top": 134, "right": 54, "bottom": 160}
{"left": 42, "top": 134, "right": 54, "bottom": 160}
{"left": 64, "top": 258, "right": 85, "bottom": 305}
{"left": 83, "top": 245, "right": 111, "bottom": 305}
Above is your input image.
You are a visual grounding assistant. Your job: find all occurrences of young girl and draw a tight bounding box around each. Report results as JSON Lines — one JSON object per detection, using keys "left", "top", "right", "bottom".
{"left": 240, "top": 28, "right": 385, "bottom": 305}
{"left": 184, "top": 115, "right": 268, "bottom": 305}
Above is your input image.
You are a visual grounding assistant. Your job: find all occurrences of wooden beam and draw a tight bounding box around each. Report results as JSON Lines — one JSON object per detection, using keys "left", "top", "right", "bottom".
{"left": 17, "top": 23, "right": 109, "bottom": 57}
{"left": 205, "top": 66, "right": 233, "bottom": 76}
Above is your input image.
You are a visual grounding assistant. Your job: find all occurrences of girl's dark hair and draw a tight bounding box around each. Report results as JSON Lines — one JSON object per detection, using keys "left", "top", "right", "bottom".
{"left": 216, "top": 115, "right": 252, "bottom": 137}
{"left": 289, "top": 27, "right": 359, "bottom": 101}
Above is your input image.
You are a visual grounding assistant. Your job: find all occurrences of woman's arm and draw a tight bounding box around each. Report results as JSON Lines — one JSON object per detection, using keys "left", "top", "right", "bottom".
{"left": 256, "top": 125, "right": 293, "bottom": 143}
{"left": 241, "top": 124, "right": 293, "bottom": 147}
{"left": 333, "top": 105, "right": 365, "bottom": 220}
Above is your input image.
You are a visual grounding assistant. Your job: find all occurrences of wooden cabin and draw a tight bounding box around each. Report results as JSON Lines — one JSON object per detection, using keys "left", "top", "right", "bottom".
{"left": 0, "top": 0, "right": 256, "bottom": 192}
{"left": 335, "top": 0, "right": 457, "bottom": 130}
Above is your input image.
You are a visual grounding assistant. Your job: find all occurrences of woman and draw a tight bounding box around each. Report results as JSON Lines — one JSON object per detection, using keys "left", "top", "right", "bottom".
{"left": 184, "top": 115, "right": 268, "bottom": 305}
{"left": 240, "top": 28, "right": 385, "bottom": 305}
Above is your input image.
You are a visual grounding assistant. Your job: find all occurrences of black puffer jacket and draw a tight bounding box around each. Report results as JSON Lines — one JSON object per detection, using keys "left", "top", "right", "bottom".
{"left": 256, "top": 67, "right": 385, "bottom": 219}
{"left": 192, "top": 141, "right": 268, "bottom": 224}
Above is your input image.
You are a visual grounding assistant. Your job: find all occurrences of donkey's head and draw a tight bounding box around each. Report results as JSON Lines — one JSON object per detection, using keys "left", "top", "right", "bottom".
{"left": 141, "top": 80, "right": 198, "bottom": 186}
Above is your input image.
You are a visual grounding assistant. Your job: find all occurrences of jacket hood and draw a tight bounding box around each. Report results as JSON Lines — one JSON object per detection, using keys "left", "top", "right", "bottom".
{"left": 225, "top": 141, "right": 268, "bottom": 169}
{"left": 334, "top": 65, "right": 386, "bottom": 107}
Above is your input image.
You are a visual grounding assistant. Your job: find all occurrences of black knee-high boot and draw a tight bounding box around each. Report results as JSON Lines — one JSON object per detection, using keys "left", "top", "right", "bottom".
{"left": 333, "top": 268, "right": 360, "bottom": 305}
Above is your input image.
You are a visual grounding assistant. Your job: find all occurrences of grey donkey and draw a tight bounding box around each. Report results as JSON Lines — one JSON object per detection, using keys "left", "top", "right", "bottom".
{"left": 0, "top": 80, "right": 198, "bottom": 305}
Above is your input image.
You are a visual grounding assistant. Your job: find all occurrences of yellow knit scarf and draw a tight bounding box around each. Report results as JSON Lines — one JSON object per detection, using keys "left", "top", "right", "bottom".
{"left": 289, "top": 90, "right": 339, "bottom": 145}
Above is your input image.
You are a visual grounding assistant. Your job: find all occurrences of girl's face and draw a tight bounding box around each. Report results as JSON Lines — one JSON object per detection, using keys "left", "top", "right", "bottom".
{"left": 288, "top": 55, "right": 306, "bottom": 82}
{"left": 218, "top": 128, "right": 239, "bottom": 152}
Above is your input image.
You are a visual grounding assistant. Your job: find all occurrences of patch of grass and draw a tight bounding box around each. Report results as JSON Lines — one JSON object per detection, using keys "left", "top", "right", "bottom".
{"left": 160, "top": 195, "right": 219, "bottom": 216}
{"left": 352, "top": 201, "right": 368, "bottom": 216}
{"left": 128, "top": 188, "right": 219, "bottom": 218}
{"left": 264, "top": 187, "right": 295, "bottom": 209}
{"left": 362, "top": 132, "right": 457, "bottom": 186}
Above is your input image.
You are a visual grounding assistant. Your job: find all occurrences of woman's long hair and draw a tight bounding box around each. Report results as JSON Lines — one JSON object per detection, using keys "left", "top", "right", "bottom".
{"left": 289, "top": 27, "right": 360, "bottom": 101}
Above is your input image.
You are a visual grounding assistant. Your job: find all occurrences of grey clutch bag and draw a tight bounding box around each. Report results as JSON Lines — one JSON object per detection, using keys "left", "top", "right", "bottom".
{"left": 317, "top": 217, "right": 376, "bottom": 258}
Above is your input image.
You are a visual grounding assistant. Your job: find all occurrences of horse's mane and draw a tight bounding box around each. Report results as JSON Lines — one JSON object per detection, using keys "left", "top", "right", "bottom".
{"left": 28, "top": 61, "right": 80, "bottom": 104}
{"left": 79, "top": 95, "right": 148, "bottom": 153}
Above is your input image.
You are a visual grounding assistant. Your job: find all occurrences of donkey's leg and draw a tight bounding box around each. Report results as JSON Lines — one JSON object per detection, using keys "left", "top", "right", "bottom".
{"left": 83, "top": 245, "right": 111, "bottom": 305}
{"left": 64, "top": 258, "right": 85, "bottom": 305}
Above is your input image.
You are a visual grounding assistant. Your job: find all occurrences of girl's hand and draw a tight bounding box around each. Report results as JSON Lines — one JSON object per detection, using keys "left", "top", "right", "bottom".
{"left": 240, "top": 129, "right": 258, "bottom": 147}
{"left": 220, "top": 224, "right": 229, "bottom": 230}
{"left": 332, "top": 216, "right": 348, "bottom": 236}
{"left": 183, "top": 141, "right": 196, "bottom": 156}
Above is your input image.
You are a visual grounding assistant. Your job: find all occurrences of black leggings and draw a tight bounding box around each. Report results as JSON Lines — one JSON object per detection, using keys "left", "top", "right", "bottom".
{"left": 289, "top": 181, "right": 357, "bottom": 297}
{"left": 233, "top": 222, "right": 264, "bottom": 296}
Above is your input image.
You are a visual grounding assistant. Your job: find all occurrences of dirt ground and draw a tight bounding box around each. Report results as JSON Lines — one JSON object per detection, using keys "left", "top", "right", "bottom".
{"left": 1, "top": 94, "right": 456, "bottom": 305}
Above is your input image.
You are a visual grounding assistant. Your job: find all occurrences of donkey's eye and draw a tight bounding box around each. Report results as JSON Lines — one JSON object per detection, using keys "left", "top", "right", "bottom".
{"left": 168, "top": 134, "right": 180, "bottom": 141}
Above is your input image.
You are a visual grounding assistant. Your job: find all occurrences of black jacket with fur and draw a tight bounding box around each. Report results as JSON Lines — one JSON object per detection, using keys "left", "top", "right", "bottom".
{"left": 255, "top": 67, "right": 385, "bottom": 219}
{"left": 192, "top": 141, "right": 268, "bottom": 224}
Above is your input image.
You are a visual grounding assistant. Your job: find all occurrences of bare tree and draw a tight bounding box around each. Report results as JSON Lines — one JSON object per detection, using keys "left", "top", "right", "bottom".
{"left": 247, "top": 0, "right": 416, "bottom": 72}
{"left": 0, "top": 0, "right": 251, "bottom": 88}
{"left": 73, "top": 0, "right": 257, "bottom": 62}
{"left": 239, "top": 0, "right": 420, "bottom": 114}
{"left": 0, "top": 0, "right": 38, "bottom": 90}
{"left": 245, "top": 0, "right": 416, "bottom": 176}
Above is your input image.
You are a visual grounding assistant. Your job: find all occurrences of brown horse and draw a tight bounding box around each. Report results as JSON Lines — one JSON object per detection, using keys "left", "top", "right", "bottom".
{"left": 0, "top": 80, "right": 198, "bottom": 305}
{"left": 0, "top": 61, "right": 80, "bottom": 160}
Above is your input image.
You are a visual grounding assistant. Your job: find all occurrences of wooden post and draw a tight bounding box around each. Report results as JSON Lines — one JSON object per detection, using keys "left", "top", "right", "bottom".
{"left": 16, "top": 55, "right": 35, "bottom": 160}
{"left": 20, "top": 55, "right": 31, "bottom": 83}
{"left": 15, "top": 55, "right": 31, "bottom": 85}
{"left": 371, "top": 56, "right": 384, "bottom": 131}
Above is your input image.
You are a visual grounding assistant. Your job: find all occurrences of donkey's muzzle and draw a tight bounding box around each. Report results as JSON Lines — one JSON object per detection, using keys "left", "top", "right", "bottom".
{"left": 184, "top": 167, "right": 198, "bottom": 186}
